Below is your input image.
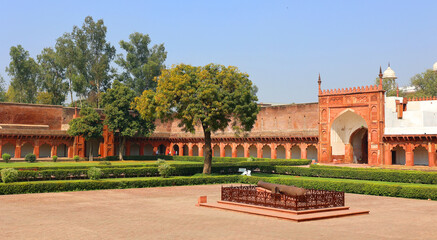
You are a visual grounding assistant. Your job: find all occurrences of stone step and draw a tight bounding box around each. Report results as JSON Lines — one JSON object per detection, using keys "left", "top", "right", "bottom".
{"left": 199, "top": 200, "right": 369, "bottom": 222}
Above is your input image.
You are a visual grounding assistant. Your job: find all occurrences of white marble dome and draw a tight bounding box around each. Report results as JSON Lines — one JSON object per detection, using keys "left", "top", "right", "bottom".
{"left": 433, "top": 61, "right": 437, "bottom": 71}
{"left": 383, "top": 66, "right": 397, "bottom": 79}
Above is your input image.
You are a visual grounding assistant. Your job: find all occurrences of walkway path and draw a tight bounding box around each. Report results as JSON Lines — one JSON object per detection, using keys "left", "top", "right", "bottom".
{"left": 0, "top": 184, "right": 436, "bottom": 239}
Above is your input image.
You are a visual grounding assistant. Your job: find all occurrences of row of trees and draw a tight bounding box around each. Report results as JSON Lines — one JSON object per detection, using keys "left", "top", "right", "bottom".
{"left": 68, "top": 63, "right": 259, "bottom": 173}
{"left": 1, "top": 16, "right": 166, "bottom": 107}
{"left": 376, "top": 69, "right": 437, "bottom": 97}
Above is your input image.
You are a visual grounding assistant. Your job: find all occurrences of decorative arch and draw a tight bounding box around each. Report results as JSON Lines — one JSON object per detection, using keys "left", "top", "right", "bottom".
{"left": 2, "top": 142, "right": 16, "bottom": 158}
{"left": 306, "top": 145, "right": 318, "bottom": 161}
{"left": 413, "top": 146, "right": 428, "bottom": 166}
{"left": 291, "top": 145, "right": 301, "bottom": 159}
{"left": 236, "top": 144, "right": 244, "bottom": 158}
{"left": 248, "top": 145, "right": 257, "bottom": 158}
{"left": 276, "top": 145, "right": 286, "bottom": 159}
{"left": 213, "top": 145, "right": 220, "bottom": 157}
{"left": 224, "top": 145, "right": 232, "bottom": 157}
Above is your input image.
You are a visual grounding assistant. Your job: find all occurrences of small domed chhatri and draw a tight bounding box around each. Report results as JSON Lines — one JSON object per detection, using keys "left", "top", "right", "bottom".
{"left": 383, "top": 63, "right": 397, "bottom": 79}
{"left": 433, "top": 61, "right": 437, "bottom": 71}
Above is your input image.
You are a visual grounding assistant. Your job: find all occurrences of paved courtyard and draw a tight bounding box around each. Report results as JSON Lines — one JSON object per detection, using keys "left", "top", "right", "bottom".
{"left": 0, "top": 184, "right": 436, "bottom": 240}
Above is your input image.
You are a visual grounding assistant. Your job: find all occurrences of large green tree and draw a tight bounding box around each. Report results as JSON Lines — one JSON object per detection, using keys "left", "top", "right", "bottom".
{"left": 116, "top": 32, "right": 167, "bottom": 96}
{"left": 5, "top": 45, "right": 40, "bottom": 103}
{"left": 136, "top": 63, "right": 259, "bottom": 174}
{"left": 0, "top": 75, "right": 6, "bottom": 102}
{"left": 37, "top": 47, "right": 69, "bottom": 105}
{"left": 67, "top": 107, "right": 103, "bottom": 161}
{"left": 61, "top": 16, "right": 116, "bottom": 107}
{"left": 374, "top": 77, "right": 401, "bottom": 97}
{"left": 102, "top": 80, "right": 155, "bottom": 160}
{"left": 410, "top": 69, "right": 437, "bottom": 97}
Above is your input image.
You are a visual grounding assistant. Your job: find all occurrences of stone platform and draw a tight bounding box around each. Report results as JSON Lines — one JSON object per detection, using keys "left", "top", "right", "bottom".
{"left": 197, "top": 197, "right": 369, "bottom": 222}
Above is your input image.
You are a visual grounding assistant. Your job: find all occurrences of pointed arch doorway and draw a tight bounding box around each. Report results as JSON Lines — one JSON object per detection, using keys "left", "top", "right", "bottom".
{"left": 330, "top": 109, "right": 368, "bottom": 163}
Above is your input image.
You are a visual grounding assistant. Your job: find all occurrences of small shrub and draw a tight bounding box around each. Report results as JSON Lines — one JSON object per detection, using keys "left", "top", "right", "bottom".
{"left": 158, "top": 163, "right": 175, "bottom": 178}
{"left": 99, "top": 160, "right": 112, "bottom": 166}
{"left": 247, "top": 157, "right": 255, "bottom": 162}
{"left": 156, "top": 159, "right": 166, "bottom": 165}
{"left": 2, "top": 153, "right": 11, "bottom": 163}
{"left": 25, "top": 153, "right": 36, "bottom": 163}
{"left": 1, "top": 168, "right": 18, "bottom": 183}
{"left": 87, "top": 167, "right": 102, "bottom": 180}
{"left": 52, "top": 155, "right": 58, "bottom": 162}
{"left": 73, "top": 155, "right": 80, "bottom": 162}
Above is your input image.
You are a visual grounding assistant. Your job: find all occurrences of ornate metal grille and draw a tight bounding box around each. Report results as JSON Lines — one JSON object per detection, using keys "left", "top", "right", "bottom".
{"left": 221, "top": 185, "right": 344, "bottom": 211}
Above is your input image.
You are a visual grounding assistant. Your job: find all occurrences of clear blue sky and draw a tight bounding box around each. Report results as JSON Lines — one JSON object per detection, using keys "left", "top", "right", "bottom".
{"left": 1, "top": 0, "right": 436, "bottom": 103}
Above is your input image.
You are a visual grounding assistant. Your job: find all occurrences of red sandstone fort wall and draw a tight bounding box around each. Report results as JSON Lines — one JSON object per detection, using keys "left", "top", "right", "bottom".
{"left": 0, "top": 103, "right": 65, "bottom": 130}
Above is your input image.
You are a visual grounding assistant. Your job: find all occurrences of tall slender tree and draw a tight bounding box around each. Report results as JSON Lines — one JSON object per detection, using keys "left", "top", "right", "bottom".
{"left": 71, "top": 16, "right": 116, "bottom": 108}
{"left": 37, "top": 47, "right": 69, "bottom": 105}
{"left": 0, "top": 75, "right": 6, "bottom": 102}
{"left": 135, "top": 63, "right": 259, "bottom": 174}
{"left": 5, "top": 45, "right": 39, "bottom": 103}
{"left": 116, "top": 32, "right": 167, "bottom": 96}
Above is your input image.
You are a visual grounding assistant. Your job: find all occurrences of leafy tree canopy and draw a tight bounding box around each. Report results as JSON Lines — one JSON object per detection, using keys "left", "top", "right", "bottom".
{"left": 116, "top": 32, "right": 167, "bottom": 96}
{"left": 5, "top": 45, "right": 39, "bottom": 103}
{"left": 37, "top": 47, "right": 69, "bottom": 105}
{"left": 0, "top": 75, "right": 6, "bottom": 102}
{"left": 136, "top": 63, "right": 259, "bottom": 173}
{"left": 410, "top": 69, "right": 437, "bottom": 97}
{"left": 102, "top": 80, "right": 155, "bottom": 160}
{"left": 67, "top": 107, "right": 103, "bottom": 161}
{"left": 374, "top": 77, "right": 402, "bottom": 97}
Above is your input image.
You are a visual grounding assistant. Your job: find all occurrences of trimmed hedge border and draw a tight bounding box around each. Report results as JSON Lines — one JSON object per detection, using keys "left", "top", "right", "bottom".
{"left": 241, "top": 176, "right": 437, "bottom": 200}
{"left": 274, "top": 165, "right": 437, "bottom": 185}
{"left": 0, "top": 175, "right": 241, "bottom": 195}
{"left": 0, "top": 175, "right": 436, "bottom": 200}
{"left": 103, "top": 155, "right": 308, "bottom": 163}
{"left": 11, "top": 160, "right": 311, "bottom": 182}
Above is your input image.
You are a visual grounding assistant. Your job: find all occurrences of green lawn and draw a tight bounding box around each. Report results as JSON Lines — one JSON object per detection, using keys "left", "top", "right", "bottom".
{"left": 0, "top": 160, "right": 200, "bottom": 168}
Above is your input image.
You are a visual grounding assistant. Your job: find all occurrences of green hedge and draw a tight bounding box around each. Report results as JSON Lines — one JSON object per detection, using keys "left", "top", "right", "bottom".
{"left": 241, "top": 176, "right": 437, "bottom": 200}
{"left": 1, "top": 174, "right": 437, "bottom": 200}
{"left": 273, "top": 165, "right": 437, "bottom": 185}
{"left": 0, "top": 175, "right": 241, "bottom": 195}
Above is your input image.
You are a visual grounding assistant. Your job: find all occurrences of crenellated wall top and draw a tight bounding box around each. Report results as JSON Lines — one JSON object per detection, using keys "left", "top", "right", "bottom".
{"left": 319, "top": 84, "right": 383, "bottom": 96}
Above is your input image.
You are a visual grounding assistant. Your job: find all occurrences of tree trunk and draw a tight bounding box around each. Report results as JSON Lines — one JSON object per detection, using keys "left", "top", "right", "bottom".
{"left": 119, "top": 136, "right": 126, "bottom": 161}
{"left": 69, "top": 79, "right": 74, "bottom": 104}
{"left": 89, "top": 140, "right": 94, "bottom": 161}
{"left": 202, "top": 129, "right": 212, "bottom": 174}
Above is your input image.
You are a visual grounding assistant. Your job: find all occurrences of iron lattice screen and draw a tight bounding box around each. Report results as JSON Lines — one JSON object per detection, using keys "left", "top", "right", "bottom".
{"left": 221, "top": 185, "right": 344, "bottom": 211}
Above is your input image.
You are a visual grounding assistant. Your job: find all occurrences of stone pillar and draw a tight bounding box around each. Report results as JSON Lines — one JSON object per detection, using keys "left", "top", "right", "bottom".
{"left": 405, "top": 144, "right": 414, "bottom": 166}
{"left": 51, "top": 145, "right": 57, "bottom": 157}
{"left": 344, "top": 143, "right": 353, "bottom": 163}
{"left": 198, "top": 143, "right": 204, "bottom": 157}
{"left": 178, "top": 143, "right": 184, "bottom": 156}
{"left": 271, "top": 144, "right": 277, "bottom": 159}
{"left": 68, "top": 145, "right": 74, "bottom": 158}
{"left": 285, "top": 143, "right": 291, "bottom": 159}
{"left": 231, "top": 144, "right": 237, "bottom": 158}
{"left": 15, "top": 140, "right": 21, "bottom": 158}
{"left": 243, "top": 143, "right": 249, "bottom": 158}
{"left": 153, "top": 146, "right": 158, "bottom": 156}
{"left": 169, "top": 143, "right": 174, "bottom": 156}
{"left": 33, "top": 140, "right": 40, "bottom": 158}
{"left": 257, "top": 144, "right": 263, "bottom": 158}
{"left": 428, "top": 142, "right": 436, "bottom": 167}
{"left": 301, "top": 144, "right": 308, "bottom": 160}
{"left": 220, "top": 144, "right": 225, "bottom": 157}
{"left": 384, "top": 144, "right": 392, "bottom": 165}
{"left": 188, "top": 143, "right": 193, "bottom": 156}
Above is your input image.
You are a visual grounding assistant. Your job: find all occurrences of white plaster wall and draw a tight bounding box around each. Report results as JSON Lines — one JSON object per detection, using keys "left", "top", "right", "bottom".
{"left": 249, "top": 145, "right": 257, "bottom": 157}
{"left": 291, "top": 146, "right": 301, "bottom": 159}
{"left": 21, "top": 143, "right": 34, "bottom": 157}
{"left": 225, "top": 146, "right": 232, "bottom": 157}
{"left": 385, "top": 97, "right": 437, "bottom": 134}
{"left": 130, "top": 144, "right": 140, "bottom": 156}
{"left": 262, "top": 146, "right": 271, "bottom": 158}
{"left": 414, "top": 147, "right": 428, "bottom": 166}
{"left": 307, "top": 146, "right": 318, "bottom": 161}
{"left": 144, "top": 144, "right": 154, "bottom": 155}
{"left": 40, "top": 144, "right": 51, "bottom": 157}
{"left": 236, "top": 145, "right": 244, "bottom": 157}
{"left": 331, "top": 110, "right": 367, "bottom": 155}
{"left": 276, "top": 146, "right": 286, "bottom": 159}
{"left": 57, "top": 144, "right": 67, "bottom": 157}
{"left": 2, "top": 143, "right": 15, "bottom": 157}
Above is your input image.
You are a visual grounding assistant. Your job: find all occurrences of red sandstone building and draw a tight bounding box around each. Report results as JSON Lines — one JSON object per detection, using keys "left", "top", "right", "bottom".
{"left": 0, "top": 65, "right": 436, "bottom": 166}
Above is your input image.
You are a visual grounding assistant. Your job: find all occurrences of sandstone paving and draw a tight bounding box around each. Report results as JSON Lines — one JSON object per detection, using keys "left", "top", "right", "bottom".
{"left": 0, "top": 184, "right": 436, "bottom": 240}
